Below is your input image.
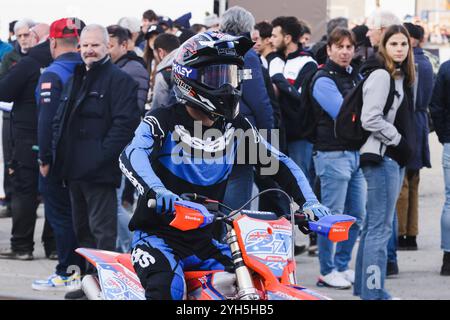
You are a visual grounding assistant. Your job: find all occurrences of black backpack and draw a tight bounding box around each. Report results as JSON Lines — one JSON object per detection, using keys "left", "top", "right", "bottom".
{"left": 334, "top": 68, "right": 396, "bottom": 148}
{"left": 295, "top": 65, "right": 335, "bottom": 143}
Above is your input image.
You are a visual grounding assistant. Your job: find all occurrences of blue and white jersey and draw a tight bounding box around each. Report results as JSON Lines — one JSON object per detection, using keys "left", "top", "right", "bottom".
{"left": 120, "top": 103, "right": 317, "bottom": 238}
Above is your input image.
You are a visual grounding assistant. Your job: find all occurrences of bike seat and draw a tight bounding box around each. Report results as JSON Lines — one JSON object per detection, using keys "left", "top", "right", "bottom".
{"left": 116, "top": 253, "right": 135, "bottom": 273}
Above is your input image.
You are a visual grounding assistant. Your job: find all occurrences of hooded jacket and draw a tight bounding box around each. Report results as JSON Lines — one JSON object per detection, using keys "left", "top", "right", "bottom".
{"left": 115, "top": 51, "right": 150, "bottom": 114}
{"left": 151, "top": 49, "right": 178, "bottom": 110}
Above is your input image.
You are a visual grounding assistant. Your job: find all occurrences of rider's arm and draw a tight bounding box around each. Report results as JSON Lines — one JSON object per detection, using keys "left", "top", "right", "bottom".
{"left": 119, "top": 115, "right": 167, "bottom": 199}
{"left": 241, "top": 118, "right": 318, "bottom": 206}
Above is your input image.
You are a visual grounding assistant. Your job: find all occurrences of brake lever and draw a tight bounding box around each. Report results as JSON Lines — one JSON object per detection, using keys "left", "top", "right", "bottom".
{"left": 292, "top": 212, "right": 313, "bottom": 235}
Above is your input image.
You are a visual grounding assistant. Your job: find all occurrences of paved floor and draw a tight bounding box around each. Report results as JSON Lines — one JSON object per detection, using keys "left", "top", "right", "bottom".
{"left": 0, "top": 127, "right": 449, "bottom": 300}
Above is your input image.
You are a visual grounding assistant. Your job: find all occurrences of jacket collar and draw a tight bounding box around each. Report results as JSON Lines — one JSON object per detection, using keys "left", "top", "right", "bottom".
{"left": 85, "top": 55, "right": 111, "bottom": 72}
{"left": 325, "top": 59, "right": 355, "bottom": 76}
{"left": 285, "top": 43, "right": 311, "bottom": 60}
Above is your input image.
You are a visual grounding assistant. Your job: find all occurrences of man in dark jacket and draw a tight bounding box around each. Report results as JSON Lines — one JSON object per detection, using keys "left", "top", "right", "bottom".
{"left": 270, "top": 16, "right": 317, "bottom": 186}
{"left": 310, "top": 28, "right": 364, "bottom": 288}
{"left": 0, "top": 19, "right": 35, "bottom": 220}
{"left": 107, "top": 24, "right": 150, "bottom": 253}
{"left": 219, "top": 6, "right": 274, "bottom": 212}
{"left": 32, "top": 18, "right": 85, "bottom": 291}
{"left": 107, "top": 25, "right": 149, "bottom": 115}
{"left": 52, "top": 25, "right": 141, "bottom": 263}
{"left": 395, "top": 23, "right": 433, "bottom": 251}
{"left": 0, "top": 24, "right": 55, "bottom": 260}
{"left": 429, "top": 58, "right": 450, "bottom": 277}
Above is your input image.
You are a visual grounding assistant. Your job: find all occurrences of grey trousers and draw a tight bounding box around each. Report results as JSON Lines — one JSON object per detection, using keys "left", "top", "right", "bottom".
{"left": 69, "top": 181, "right": 117, "bottom": 252}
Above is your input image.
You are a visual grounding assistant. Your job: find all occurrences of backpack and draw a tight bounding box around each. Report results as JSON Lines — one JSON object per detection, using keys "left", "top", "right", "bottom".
{"left": 334, "top": 68, "right": 396, "bottom": 148}
{"left": 295, "top": 65, "right": 334, "bottom": 143}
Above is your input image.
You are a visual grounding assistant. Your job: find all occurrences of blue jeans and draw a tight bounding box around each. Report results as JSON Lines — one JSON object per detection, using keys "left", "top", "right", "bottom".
{"left": 116, "top": 175, "right": 132, "bottom": 253}
{"left": 354, "top": 156, "right": 403, "bottom": 300}
{"left": 39, "top": 175, "right": 82, "bottom": 276}
{"left": 387, "top": 167, "right": 405, "bottom": 263}
{"left": 288, "top": 139, "right": 314, "bottom": 186}
{"left": 313, "top": 151, "right": 366, "bottom": 275}
{"left": 442, "top": 144, "right": 450, "bottom": 252}
{"left": 223, "top": 164, "right": 254, "bottom": 210}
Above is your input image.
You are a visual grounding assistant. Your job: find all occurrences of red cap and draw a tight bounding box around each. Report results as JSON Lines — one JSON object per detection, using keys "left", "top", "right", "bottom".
{"left": 49, "top": 18, "right": 79, "bottom": 39}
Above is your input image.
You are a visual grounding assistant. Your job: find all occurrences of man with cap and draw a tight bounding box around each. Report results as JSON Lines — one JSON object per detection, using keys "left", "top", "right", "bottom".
{"left": 31, "top": 17, "right": 85, "bottom": 291}
{"left": 158, "top": 16, "right": 174, "bottom": 34}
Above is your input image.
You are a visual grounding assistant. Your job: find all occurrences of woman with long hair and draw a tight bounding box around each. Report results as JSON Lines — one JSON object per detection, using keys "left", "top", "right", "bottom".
{"left": 353, "top": 24, "right": 416, "bottom": 300}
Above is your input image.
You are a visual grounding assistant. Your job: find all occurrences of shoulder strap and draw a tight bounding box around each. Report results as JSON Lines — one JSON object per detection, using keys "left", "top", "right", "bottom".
{"left": 382, "top": 77, "right": 397, "bottom": 115}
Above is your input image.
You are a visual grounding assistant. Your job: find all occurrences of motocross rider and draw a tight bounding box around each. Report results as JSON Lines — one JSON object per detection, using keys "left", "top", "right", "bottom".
{"left": 119, "top": 31, "right": 331, "bottom": 300}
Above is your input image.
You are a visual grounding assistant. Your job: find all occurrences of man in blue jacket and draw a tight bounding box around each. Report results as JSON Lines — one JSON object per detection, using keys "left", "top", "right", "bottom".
{"left": 219, "top": 6, "right": 274, "bottom": 212}
{"left": 32, "top": 18, "right": 85, "bottom": 292}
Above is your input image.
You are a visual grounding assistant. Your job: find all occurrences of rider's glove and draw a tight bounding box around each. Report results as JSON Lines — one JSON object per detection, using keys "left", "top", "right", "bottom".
{"left": 150, "top": 187, "right": 180, "bottom": 215}
{"left": 302, "top": 201, "right": 332, "bottom": 221}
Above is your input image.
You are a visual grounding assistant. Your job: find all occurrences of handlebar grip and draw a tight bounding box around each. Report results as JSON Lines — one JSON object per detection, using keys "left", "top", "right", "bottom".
{"left": 147, "top": 199, "right": 156, "bottom": 208}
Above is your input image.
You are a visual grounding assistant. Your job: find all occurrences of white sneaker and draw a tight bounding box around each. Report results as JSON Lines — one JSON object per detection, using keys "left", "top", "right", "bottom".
{"left": 317, "top": 270, "right": 352, "bottom": 289}
{"left": 32, "top": 273, "right": 81, "bottom": 291}
{"left": 338, "top": 269, "right": 355, "bottom": 284}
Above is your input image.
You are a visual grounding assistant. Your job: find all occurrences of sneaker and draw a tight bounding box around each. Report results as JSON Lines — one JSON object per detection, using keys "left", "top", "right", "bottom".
{"left": 46, "top": 251, "right": 58, "bottom": 260}
{"left": 397, "top": 235, "right": 408, "bottom": 250}
{"left": 294, "top": 244, "right": 306, "bottom": 256}
{"left": 386, "top": 261, "right": 399, "bottom": 277}
{"left": 0, "top": 248, "right": 33, "bottom": 260}
{"left": 338, "top": 269, "right": 355, "bottom": 284}
{"left": 65, "top": 288, "right": 87, "bottom": 300}
{"left": 32, "top": 273, "right": 81, "bottom": 291}
{"left": 0, "top": 206, "right": 11, "bottom": 218}
{"left": 440, "top": 252, "right": 450, "bottom": 276}
{"left": 317, "top": 270, "right": 352, "bottom": 289}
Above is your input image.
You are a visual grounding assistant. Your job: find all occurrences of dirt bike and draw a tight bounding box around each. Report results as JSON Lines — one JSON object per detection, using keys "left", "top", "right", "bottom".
{"left": 76, "top": 189, "right": 355, "bottom": 300}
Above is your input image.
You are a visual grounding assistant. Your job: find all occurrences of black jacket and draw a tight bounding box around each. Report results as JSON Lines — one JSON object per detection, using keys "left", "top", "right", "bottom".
{"left": 115, "top": 51, "right": 150, "bottom": 114}
{"left": 430, "top": 60, "right": 450, "bottom": 143}
{"left": 0, "top": 41, "right": 52, "bottom": 169}
{"left": 0, "top": 41, "right": 52, "bottom": 137}
{"left": 52, "top": 56, "right": 141, "bottom": 187}
{"left": 311, "top": 60, "right": 360, "bottom": 151}
{"left": 270, "top": 46, "right": 318, "bottom": 141}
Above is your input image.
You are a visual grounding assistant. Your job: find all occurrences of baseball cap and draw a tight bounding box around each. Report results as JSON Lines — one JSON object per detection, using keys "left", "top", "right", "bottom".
{"left": 145, "top": 23, "right": 164, "bottom": 39}
{"left": 403, "top": 22, "right": 423, "bottom": 41}
{"left": 49, "top": 18, "right": 80, "bottom": 39}
{"left": 158, "top": 16, "right": 173, "bottom": 29}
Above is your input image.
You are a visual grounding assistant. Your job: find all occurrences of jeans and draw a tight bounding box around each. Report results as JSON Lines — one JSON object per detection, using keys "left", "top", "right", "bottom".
{"left": 354, "top": 156, "right": 403, "bottom": 300}
{"left": 116, "top": 175, "right": 132, "bottom": 253}
{"left": 441, "top": 144, "right": 450, "bottom": 252}
{"left": 387, "top": 168, "right": 405, "bottom": 264}
{"left": 313, "top": 151, "right": 366, "bottom": 276}
{"left": 39, "top": 175, "right": 82, "bottom": 276}
{"left": 288, "top": 139, "right": 314, "bottom": 187}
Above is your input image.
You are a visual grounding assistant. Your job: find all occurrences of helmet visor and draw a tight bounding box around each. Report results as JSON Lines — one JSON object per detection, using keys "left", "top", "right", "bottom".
{"left": 199, "top": 64, "right": 240, "bottom": 89}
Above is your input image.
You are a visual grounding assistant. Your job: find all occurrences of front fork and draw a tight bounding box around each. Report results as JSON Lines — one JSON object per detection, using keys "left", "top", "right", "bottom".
{"left": 227, "top": 228, "right": 260, "bottom": 300}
